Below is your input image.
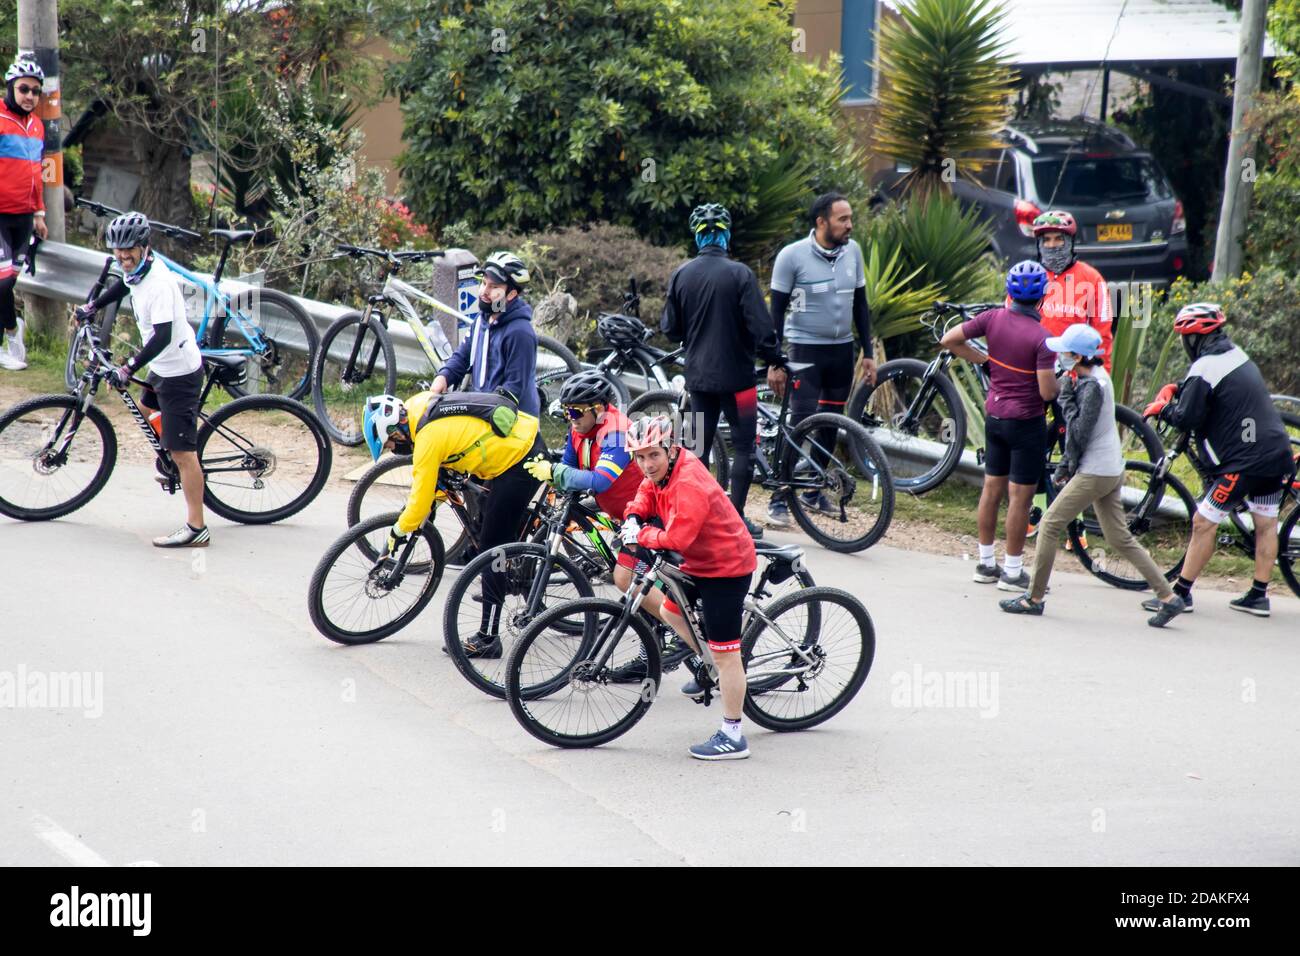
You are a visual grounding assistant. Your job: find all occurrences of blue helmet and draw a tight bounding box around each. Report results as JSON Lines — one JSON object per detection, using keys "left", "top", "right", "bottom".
{"left": 1006, "top": 260, "right": 1048, "bottom": 301}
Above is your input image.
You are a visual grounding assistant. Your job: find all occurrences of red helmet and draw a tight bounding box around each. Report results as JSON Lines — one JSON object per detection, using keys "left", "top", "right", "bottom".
{"left": 1032, "top": 210, "right": 1077, "bottom": 237}
{"left": 1174, "top": 302, "right": 1226, "bottom": 335}
{"left": 625, "top": 414, "right": 676, "bottom": 452}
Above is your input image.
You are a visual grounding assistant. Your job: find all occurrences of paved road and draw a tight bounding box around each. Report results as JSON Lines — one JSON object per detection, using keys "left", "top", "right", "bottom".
{"left": 2, "top": 463, "right": 1297, "bottom": 866}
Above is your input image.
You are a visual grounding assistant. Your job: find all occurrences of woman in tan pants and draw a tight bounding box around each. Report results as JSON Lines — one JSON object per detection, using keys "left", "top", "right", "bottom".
{"left": 1000, "top": 324, "right": 1186, "bottom": 628}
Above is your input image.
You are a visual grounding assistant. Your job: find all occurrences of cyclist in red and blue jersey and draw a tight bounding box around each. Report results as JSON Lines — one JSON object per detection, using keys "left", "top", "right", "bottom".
{"left": 0, "top": 57, "right": 49, "bottom": 372}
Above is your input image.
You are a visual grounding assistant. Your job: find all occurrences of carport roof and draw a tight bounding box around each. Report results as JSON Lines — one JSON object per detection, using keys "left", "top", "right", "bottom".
{"left": 880, "top": 0, "right": 1277, "bottom": 67}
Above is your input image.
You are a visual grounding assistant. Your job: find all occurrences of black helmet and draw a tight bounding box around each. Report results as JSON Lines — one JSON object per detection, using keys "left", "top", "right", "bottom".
{"left": 105, "top": 211, "right": 151, "bottom": 249}
{"left": 689, "top": 203, "right": 731, "bottom": 236}
{"left": 596, "top": 312, "right": 647, "bottom": 350}
{"left": 559, "top": 370, "right": 617, "bottom": 407}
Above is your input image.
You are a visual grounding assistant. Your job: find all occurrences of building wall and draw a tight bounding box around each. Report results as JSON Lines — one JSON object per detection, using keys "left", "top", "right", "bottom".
{"left": 354, "top": 38, "right": 406, "bottom": 198}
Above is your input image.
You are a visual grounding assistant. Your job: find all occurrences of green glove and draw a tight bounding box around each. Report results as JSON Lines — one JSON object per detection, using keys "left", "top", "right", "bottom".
{"left": 523, "top": 454, "right": 553, "bottom": 483}
{"left": 550, "top": 462, "right": 575, "bottom": 490}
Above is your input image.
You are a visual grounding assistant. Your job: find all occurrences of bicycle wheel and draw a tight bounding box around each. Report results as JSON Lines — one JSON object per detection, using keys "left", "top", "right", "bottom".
{"left": 741, "top": 586, "right": 875, "bottom": 732}
{"left": 312, "top": 310, "right": 396, "bottom": 446}
{"left": 307, "top": 511, "right": 446, "bottom": 645}
{"left": 847, "top": 358, "right": 965, "bottom": 494}
{"left": 627, "top": 388, "right": 730, "bottom": 489}
{"left": 784, "top": 413, "right": 895, "bottom": 553}
{"left": 443, "top": 542, "right": 596, "bottom": 699}
{"left": 1114, "top": 403, "right": 1164, "bottom": 464}
{"left": 505, "top": 597, "right": 661, "bottom": 748}
{"left": 344, "top": 453, "right": 475, "bottom": 566}
{"left": 64, "top": 321, "right": 95, "bottom": 392}
{"left": 1278, "top": 498, "right": 1300, "bottom": 598}
{"left": 220, "top": 287, "right": 319, "bottom": 401}
{"left": 1067, "top": 461, "right": 1196, "bottom": 590}
{"left": 0, "top": 395, "right": 118, "bottom": 520}
{"left": 198, "top": 394, "right": 332, "bottom": 524}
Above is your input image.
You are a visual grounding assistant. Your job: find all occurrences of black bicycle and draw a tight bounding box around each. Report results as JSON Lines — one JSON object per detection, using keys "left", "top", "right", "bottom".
{"left": 441, "top": 487, "right": 816, "bottom": 699}
{"left": 575, "top": 277, "right": 688, "bottom": 407}
{"left": 631, "top": 361, "right": 896, "bottom": 553}
{"left": 0, "top": 338, "right": 332, "bottom": 523}
{"left": 503, "top": 547, "right": 874, "bottom": 749}
{"left": 847, "top": 301, "right": 1164, "bottom": 493}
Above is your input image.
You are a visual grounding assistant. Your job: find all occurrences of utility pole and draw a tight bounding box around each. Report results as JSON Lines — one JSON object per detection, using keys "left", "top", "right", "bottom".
{"left": 1212, "top": 0, "right": 1268, "bottom": 282}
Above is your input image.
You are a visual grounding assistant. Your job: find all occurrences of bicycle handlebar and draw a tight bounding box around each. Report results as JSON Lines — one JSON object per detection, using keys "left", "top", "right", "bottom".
{"left": 336, "top": 243, "right": 445, "bottom": 264}
{"left": 74, "top": 196, "right": 203, "bottom": 242}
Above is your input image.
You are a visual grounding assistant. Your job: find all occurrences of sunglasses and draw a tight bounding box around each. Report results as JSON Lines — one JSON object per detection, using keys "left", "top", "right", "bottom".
{"left": 564, "top": 404, "right": 597, "bottom": 420}
{"left": 15, "top": 85, "right": 42, "bottom": 96}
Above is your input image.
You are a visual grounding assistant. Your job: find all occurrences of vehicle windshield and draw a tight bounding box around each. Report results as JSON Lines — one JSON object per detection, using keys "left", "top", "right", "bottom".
{"left": 1032, "top": 155, "right": 1173, "bottom": 206}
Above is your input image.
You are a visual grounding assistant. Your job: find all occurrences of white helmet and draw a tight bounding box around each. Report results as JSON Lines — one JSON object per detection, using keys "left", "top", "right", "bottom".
{"left": 362, "top": 394, "right": 406, "bottom": 461}
{"left": 6, "top": 58, "right": 44, "bottom": 85}
{"left": 481, "top": 251, "right": 530, "bottom": 289}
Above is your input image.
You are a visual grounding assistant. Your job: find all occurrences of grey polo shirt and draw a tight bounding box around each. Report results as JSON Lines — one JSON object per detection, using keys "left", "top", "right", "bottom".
{"left": 769, "top": 232, "right": 866, "bottom": 346}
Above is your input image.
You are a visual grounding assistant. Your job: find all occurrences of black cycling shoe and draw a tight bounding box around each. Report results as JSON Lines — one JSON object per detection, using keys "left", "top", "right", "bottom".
{"left": 606, "top": 656, "right": 649, "bottom": 683}
{"left": 1229, "top": 592, "right": 1271, "bottom": 617}
{"left": 743, "top": 517, "right": 764, "bottom": 540}
{"left": 461, "top": 633, "right": 502, "bottom": 659}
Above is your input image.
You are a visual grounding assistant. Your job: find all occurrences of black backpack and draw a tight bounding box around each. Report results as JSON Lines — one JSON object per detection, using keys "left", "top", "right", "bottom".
{"left": 417, "top": 388, "right": 519, "bottom": 439}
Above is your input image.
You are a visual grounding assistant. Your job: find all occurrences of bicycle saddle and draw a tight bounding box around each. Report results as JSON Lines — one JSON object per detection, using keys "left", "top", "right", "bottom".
{"left": 754, "top": 541, "right": 803, "bottom": 563}
{"left": 203, "top": 353, "right": 248, "bottom": 373}
{"left": 209, "top": 228, "right": 258, "bottom": 244}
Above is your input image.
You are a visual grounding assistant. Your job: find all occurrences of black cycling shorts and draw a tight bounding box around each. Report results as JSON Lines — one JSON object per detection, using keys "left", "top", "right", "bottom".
{"left": 984, "top": 414, "right": 1047, "bottom": 485}
{"left": 1198, "top": 471, "right": 1289, "bottom": 523}
{"left": 662, "top": 572, "right": 751, "bottom": 653}
{"left": 788, "top": 341, "right": 856, "bottom": 420}
{"left": 141, "top": 368, "right": 205, "bottom": 452}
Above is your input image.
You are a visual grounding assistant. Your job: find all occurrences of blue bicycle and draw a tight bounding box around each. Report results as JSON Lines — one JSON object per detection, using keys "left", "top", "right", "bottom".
{"left": 72, "top": 198, "right": 320, "bottom": 400}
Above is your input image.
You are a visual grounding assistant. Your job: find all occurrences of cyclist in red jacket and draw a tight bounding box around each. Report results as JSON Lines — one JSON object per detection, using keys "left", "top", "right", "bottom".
{"left": 0, "top": 57, "right": 49, "bottom": 371}
{"left": 621, "top": 414, "right": 756, "bottom": 760}
{"left": 1028, "top": 210, "right": 1113, "bottom": 370}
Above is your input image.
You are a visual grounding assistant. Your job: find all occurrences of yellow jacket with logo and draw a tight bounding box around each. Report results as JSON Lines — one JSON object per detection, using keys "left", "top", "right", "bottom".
{"left": 395, "top": 391, "right": 540, "bottom": 535}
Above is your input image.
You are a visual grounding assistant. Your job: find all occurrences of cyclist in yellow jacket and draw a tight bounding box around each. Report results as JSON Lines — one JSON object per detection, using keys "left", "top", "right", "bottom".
{"left": 363, "top": 389, "right": 543, "bottom": 656}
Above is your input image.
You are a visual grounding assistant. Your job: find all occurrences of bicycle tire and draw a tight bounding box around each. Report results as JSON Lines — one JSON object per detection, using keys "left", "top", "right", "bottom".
{"left": 221, "top": 287, "right": 320, "bottom": 401}
{"left": 0, "top": 395, "right": 118, "bottom": 521}
{"left": 1278, "top": 498, "right": 1300, "bottom": 598}
{"left": 312, "top": 310, "right": 397, "bottom": 446}
{"left": 784, "top": 413, "right": 895, "bottom": 553}
{"left": 344, "top": 453, "right": 476, "bottom": 568}
{"left": 847, "top": 358, "right": 965, "bottom": 494}
{"left": 627, "top": 388, "right": 730, "bottom": 490}
{"left": 442, "top": 542, "right": 596, "bottom": 699}
{"left": 505, "top": 596, "right": 661, "bottom": 749}
{"left": 198, "top": 394, "right": 332, "bottom": 524}
{"left": 64, "top": 322, "right": 94, "bottom": 393}
{"left": 1114, "top": 403, "right": 1164, "bottom": 464}
{"left": 741, "top": 586, "right": 875, "bottom": 732}
{"left": 1067, "top": 461, "right": 1196, "bottom": 590}
{"left": 307, "top": 511, "right": 446, "bottom": 645}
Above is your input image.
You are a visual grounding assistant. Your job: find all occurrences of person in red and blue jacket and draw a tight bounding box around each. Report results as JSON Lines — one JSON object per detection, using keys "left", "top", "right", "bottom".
{"left": 0, "top": 57, "right": 48, "bottom": 371}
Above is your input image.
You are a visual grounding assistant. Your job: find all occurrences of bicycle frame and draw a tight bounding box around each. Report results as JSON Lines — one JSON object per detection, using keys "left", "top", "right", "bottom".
{"left": 155, "top": 254, "right": 273, "bottom": 358}
{"left": 373, "top": 273, "right": 470, "bottom": 368}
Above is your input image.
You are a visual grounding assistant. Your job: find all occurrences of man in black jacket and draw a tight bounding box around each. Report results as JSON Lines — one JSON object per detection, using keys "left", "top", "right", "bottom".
{"left": 662, "top": 203, "right": 786, "bottom": 538}
{"left": 1146, "top": 303, "right": 1295, "bottom": 617}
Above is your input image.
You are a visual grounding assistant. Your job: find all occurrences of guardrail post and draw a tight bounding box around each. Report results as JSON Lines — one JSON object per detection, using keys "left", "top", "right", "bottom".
{"left": 432, "top": 249, "right": 479, "bottom": 348}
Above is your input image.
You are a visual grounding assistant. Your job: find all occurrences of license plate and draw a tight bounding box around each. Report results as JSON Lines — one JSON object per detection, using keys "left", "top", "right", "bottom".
{"left": 1097, "top": 223, "right": 1132, "bottom": 242}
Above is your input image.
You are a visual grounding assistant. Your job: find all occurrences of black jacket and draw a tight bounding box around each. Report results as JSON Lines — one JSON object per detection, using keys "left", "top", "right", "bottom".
{"left": 1166, "top": 336, "right": 1293, "bottom": 477}
{"left": 661, "top": 246, "right": 784, "bottom": 393}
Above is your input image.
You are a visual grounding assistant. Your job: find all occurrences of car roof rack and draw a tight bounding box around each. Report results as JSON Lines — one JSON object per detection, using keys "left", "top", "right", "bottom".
{"left": 1006, "top": 117, "right": 1138, "bottom": 156}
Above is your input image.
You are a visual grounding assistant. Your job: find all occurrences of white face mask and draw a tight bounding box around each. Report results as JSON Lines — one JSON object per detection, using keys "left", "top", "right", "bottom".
{"left": 1054, "top": 354, "right": 1075, "bottom": 375}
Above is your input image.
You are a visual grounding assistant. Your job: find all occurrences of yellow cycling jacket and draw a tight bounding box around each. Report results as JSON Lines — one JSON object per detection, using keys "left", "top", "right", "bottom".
{"left": 395, "top": 391, "right": 540, "bottom": 535}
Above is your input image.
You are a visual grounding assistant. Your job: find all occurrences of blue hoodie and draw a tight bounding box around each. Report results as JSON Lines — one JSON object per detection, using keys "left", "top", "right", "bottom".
{"left": 437, "top": 295, "right": 539, "bottom": 415}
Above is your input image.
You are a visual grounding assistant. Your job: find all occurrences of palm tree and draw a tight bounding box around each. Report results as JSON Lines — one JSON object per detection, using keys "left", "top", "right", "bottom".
{"left": 874, "top": 0, "right": 1018, "bottom": 197}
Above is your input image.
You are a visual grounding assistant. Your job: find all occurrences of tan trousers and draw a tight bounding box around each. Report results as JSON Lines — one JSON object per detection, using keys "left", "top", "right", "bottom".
{"left": 1031, "top": 472, "right": 1175, "bottom": 602}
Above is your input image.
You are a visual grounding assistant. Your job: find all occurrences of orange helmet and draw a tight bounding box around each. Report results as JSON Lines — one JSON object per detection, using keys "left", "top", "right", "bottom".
{"left": 1174, "top": 302, "right": 1226, "bottom": 335}
{"left": 625, "top": 414, "right": 676, "bottom": 452}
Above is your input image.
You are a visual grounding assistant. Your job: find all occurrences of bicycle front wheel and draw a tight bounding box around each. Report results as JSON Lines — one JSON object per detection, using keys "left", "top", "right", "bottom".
{"left": 505, "top": 597, "right": 661, "bottom": 749}
{"left": 307, "top": 512, "right": 446, "bottom": 645}
{"left": 198, "top": 394, "right": 332, "bottom": 524}
{"left": 312, "top": 311, "right": 397, "bottom": 446}
{"left": 742, "top": 586, "right": 875, "bottom": 732}
{"left": 0, "top": 395, "right": 118, "bottom": 520}
{"left": 847, "top": 358, "right": 965, "bottom": 494}
{"left": 1067, "top": 461, "right": 1196, "bottom": 590}
{"left": 1278, "top": 497, "right": 1300, "bottom": 598}
{"left": 221, "top": 287, "right": 319, "bottom": 401}
{"left": 64, "top": 322, "right": 95, "bottom": 392}
{"left": 784, "top": 413, "right": 895, "bottom": 553}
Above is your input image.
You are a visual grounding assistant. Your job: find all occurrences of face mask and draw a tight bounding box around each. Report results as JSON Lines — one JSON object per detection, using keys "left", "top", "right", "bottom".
{"left": 478, "top": 295, "right": 499, "bottom": 316}
{"left": 1039, "top": 239, "right": 1073, "bottom": 274}
{"left": 1054, "top": 354, "right": 1074, "bottom": 375}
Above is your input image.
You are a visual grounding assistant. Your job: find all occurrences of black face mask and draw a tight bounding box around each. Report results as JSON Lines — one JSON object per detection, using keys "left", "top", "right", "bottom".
{"left": 478, "top": 296, "right": 499, "bottom": 317}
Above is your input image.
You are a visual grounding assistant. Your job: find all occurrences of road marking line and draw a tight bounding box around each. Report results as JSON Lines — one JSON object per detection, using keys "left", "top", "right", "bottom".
{"left": 32, "top": 813, "right": 112, "bottom": 867}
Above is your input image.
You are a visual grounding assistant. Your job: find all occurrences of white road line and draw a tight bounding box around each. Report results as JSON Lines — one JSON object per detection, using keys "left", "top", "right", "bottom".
{"left": 32, "top": 813, "right": 112, "bottom": 867}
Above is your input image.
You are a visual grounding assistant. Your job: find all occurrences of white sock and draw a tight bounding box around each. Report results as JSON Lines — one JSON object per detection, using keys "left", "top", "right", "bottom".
{"left": 721, "top": 717, "right": 743, "bottom": 742}
{"left": 978, "top": 543, "right": 995, "bottom": 564}
{"left": 1005, "top": 554, "right": 1023, "bottom": 575}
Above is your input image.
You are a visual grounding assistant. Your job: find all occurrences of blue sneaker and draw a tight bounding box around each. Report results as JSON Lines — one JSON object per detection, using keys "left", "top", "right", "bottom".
{"left": 689, "top": 730, "right": 750, "bottom": 761}
{"left": 766, "top": 496, "right": 792, "bottom": 529}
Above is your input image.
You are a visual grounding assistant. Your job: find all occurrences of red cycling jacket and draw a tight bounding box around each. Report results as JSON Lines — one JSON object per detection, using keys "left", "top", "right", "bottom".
{"left": 1008, "top": 259, "right": 1113, "bottom": 371}
{"left": 0, "top": 102, "right": 45, "bottom": 215}
{"left": 624, "top": 448, "right": 756, "bottom": 578}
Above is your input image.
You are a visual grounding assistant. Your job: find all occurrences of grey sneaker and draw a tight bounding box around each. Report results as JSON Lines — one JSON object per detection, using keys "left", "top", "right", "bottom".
{"left": 997, "top": 569, "right": 1031, "bottom": 592}
{"left": 766, "top": 497, "right": 792, "bottom": 528}
{"left": 689, "top": 730, "right": 749, "bottom": 761}
{"left": 972, "top": 562, "right": 1002, "bottom": 584}
{"left": 1143, "top": 593, "right": 1193, "bottom": 614}
{"left": 152, "top": 524, "right": 210, "bottom": 548}
{"left": 1146, "top": 594, "right": 1186, "bottom": 628}
{"left": 800, "top": 490, "right": 837, "bottom": 515}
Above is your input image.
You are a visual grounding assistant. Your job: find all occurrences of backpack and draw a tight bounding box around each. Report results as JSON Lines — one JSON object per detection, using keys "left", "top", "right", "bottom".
{"left": 417, "top": 389, "right": 519, "bottom": 440}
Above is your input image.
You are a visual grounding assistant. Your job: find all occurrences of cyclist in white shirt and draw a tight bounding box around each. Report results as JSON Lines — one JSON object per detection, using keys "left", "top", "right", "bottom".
{"left": 79, "top": 212, "right": 208, "bottom": 547}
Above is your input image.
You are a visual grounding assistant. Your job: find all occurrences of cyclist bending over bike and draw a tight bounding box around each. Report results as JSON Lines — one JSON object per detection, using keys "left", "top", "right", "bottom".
{"left": 620, "top": 414, "right": 757, "bottom": 761}
{"left": 75, "top": 212, "right": 209, "bottom": 547}
{"left": 363, "top": 387, "right": 543, "bottom": 653}
{"left": 1144, "top": 303, "right": 1294, "bottom": 618}
{"left": 941, "top": 261, "right": 1059, "bottom": 591}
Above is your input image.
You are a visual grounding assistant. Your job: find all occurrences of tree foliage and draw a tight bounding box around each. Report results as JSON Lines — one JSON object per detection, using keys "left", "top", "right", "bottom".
{"left": 386, "top": 0, "right": 866, "bottom": 256}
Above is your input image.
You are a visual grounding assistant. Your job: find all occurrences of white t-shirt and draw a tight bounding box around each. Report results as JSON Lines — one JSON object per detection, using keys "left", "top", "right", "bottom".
{"left": 127, "top": 258, "right": 202, "bottom": 378}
